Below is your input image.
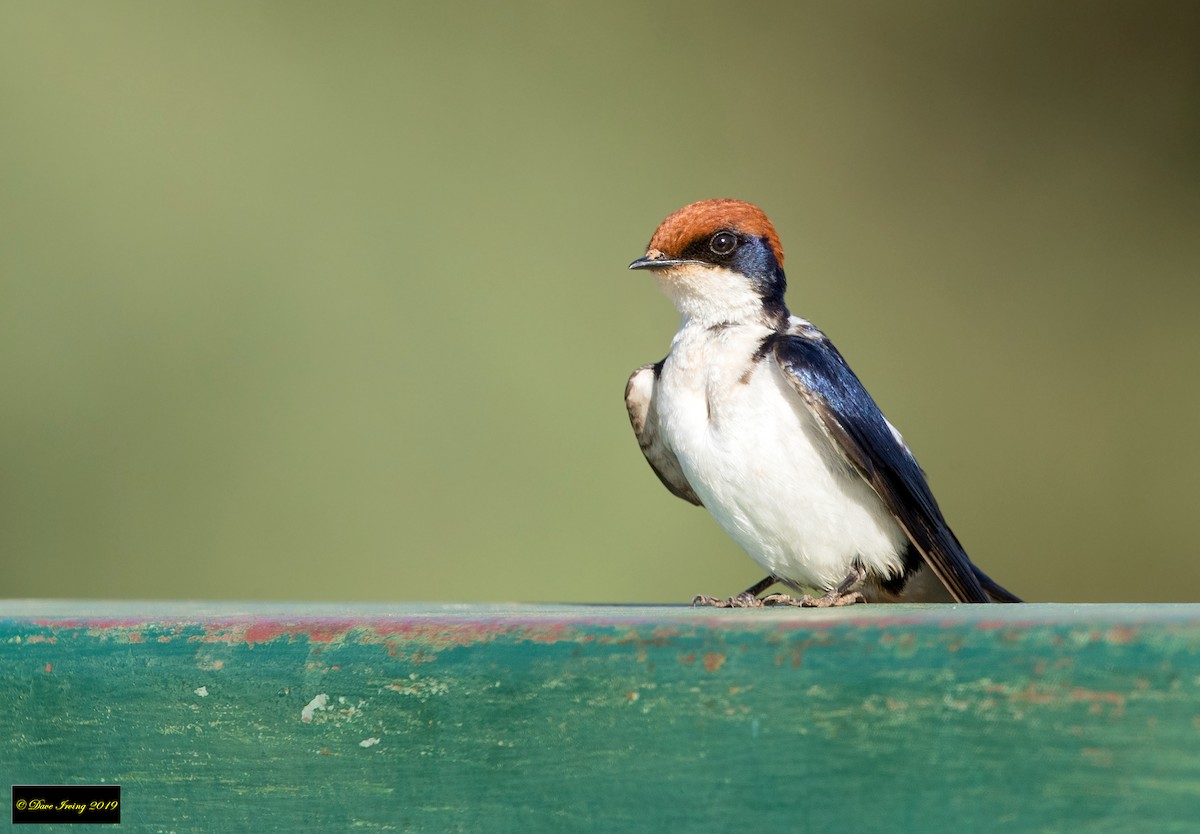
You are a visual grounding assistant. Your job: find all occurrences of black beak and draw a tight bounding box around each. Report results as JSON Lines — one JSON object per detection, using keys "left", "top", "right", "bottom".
{"left": 628, "top": 255, "right": 696, "bottom": 271}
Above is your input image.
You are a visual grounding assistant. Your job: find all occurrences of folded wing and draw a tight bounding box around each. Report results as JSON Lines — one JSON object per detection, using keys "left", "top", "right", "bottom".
{"left": 772, "top": 332, "right": 1002, "bottom": 603}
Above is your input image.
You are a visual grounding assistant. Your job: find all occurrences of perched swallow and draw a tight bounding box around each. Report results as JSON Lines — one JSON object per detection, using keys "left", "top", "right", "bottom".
{"left": 625, "top": 199, "right": 1019, "bottom": 605}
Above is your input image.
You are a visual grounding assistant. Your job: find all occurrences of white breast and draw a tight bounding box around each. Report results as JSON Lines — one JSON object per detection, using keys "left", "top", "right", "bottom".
{"left": 655, "top": 323, "right": 908, "bottom": 591}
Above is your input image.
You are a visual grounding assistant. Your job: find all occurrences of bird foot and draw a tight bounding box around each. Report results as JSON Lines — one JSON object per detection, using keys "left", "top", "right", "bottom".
{"left": 691, "top": 591, "right": 765, "bottom": 608}
{"left": 692, "top": 564, "right": 867, "bottom": 609}
{"left": 692, "top": 590, "right": 866, "bottom": 608}
{"left": 760, "top": 591, "right": 866, "bottom": 608}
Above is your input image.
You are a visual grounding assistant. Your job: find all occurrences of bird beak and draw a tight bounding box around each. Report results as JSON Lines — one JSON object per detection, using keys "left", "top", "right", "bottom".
{"left": 628, "top": 249, "right": 696, "bottom": 271}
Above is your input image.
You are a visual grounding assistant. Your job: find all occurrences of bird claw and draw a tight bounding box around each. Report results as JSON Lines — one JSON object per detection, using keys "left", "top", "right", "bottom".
{"left": 692, "top": 590, "right": 866, "bottom": 608}
{"left": 691, "top": 591, "right": 764, "bottom": 608}
{"left": 692, "top": 564, "right": 867, "bottom": 608}
{"left": 760, "top": 591, "right": 865, "bottom": 608}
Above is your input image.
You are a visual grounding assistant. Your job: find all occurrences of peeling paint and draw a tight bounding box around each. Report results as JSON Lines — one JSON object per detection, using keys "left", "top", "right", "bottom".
{"left": 301, "top": 693, "right": 329, "bottom": 723}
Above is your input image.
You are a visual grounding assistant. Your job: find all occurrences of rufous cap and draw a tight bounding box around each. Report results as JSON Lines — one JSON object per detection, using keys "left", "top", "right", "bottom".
{"left": 647, "top": 199, "right": 784, "bottom": 268}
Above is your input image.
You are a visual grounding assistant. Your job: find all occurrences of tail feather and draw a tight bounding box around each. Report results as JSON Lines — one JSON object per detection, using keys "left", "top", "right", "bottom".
{"left": 974, "top": 566, "right": 1022, "bottom": 603}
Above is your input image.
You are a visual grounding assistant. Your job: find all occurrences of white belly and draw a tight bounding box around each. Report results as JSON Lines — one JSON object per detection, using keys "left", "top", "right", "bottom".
{"left": 657, "top": 327, "right": 908, "bottom": 591}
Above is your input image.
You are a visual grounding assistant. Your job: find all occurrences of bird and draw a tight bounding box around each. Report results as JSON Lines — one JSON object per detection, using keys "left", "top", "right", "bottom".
{"left": 624, "top": 199, "right": 1020, "bottom": 605}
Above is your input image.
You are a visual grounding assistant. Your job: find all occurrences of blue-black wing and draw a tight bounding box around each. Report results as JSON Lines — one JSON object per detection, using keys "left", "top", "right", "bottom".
{"left": 773, "top": 330, "right": 999, "bottom": 603}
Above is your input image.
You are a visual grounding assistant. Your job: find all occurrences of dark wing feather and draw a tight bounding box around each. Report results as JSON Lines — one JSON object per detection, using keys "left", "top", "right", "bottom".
{"left": 974, "top": 565, "right": 1023, "bottom": 603}
{"left": 773, "top": 333, "right": 994, "bottom": 603}
{"left": 625, "top": 362, "right": 702, "bottom": 506}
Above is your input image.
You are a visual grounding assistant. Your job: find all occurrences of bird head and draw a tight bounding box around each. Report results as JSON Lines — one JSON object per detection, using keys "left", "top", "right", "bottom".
{"left": 629, "top": 199, "right": 788, "bottom": 327}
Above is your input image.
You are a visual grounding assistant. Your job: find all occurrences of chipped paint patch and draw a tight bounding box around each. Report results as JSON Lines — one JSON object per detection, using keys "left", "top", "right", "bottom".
{"left": 385, "top": 673, "right": 448, "bottom": 700}
{"left": 195, "top": 653, "right": 225, "bottom": 671}
{"left": 301, "top": 693, "right": 329, "bottom": 723}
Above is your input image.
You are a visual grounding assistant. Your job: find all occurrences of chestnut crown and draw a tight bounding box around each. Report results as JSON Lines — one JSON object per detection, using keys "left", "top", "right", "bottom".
{"left": 646, "top": 198, "right": 785, "bottom": 269}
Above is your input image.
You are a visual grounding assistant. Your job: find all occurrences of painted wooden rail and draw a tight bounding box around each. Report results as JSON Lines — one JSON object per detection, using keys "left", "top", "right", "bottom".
{"left": 3, "top": 601, "right": 1199, "bottom": 832}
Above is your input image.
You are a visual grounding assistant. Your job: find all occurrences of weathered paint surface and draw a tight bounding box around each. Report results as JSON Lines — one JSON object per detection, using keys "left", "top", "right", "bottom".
{"left": 3, "top": 602, "right": 1200, "bottom": 832}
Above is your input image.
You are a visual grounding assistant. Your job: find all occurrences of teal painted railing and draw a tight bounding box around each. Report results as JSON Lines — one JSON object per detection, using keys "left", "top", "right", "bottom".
{"left": 3, "top": 602, "right": 1198, "bottom": 832}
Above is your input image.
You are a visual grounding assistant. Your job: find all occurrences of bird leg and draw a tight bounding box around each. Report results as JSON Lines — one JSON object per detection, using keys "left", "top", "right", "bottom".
{"left": 691, "top": 575, "right": 777, "bottom": 608}
{"left": 759, "top": 559, "right": 868, "bottom": 608}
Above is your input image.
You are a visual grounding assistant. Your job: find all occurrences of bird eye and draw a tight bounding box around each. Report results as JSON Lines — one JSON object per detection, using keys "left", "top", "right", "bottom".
{"left": 709, "top": 231, "right": 738, "bottom": 256}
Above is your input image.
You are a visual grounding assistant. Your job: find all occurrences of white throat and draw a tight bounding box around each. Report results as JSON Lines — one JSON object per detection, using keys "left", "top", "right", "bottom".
{"left": 652, "top": 264, "right": 767, "bottom": 328}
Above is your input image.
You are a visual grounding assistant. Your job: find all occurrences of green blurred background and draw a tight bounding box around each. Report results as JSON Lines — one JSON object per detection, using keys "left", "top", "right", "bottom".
{"left": 2, "top": 2, "right": 1198, "bottom": 603}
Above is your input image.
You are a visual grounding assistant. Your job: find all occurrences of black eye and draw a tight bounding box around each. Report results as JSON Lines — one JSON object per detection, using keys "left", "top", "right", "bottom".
{"left": 709, "top": 231, "right": 738, "bottom": 256}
